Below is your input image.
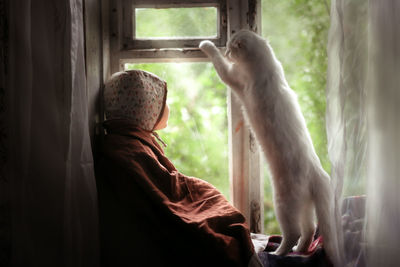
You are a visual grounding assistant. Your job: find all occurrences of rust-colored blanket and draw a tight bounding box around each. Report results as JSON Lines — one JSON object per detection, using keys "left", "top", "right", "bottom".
{"left": 98, "top": 119, "right": 255, "bottom": 267}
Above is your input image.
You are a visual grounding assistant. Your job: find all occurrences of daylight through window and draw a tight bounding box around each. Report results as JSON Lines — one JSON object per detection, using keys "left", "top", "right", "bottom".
{"left": 125, "top": 62, "right": 230, "bottom": 198}
{"left": 135, "top": 7, "right": 218, "bottom": 39}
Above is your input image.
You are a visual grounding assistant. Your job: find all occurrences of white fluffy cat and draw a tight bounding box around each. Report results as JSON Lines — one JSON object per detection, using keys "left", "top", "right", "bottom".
{"left": 200, "top": 30, "right": 342, "bottom": 267}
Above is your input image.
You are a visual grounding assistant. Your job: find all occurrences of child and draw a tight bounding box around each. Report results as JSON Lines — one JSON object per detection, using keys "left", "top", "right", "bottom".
{"left": 99, "top": 70, "right": 259, "bottom": 267}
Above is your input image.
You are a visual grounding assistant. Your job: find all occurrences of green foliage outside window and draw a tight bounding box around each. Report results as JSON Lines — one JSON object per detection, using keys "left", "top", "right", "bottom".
{"left": 135, "top": 7, "right": 218, "bottom": 38}
{"left": 125, "top": 62, "right": 230, "bottom": 198}
{"left": 126, "top": 0, "right": 331, "bottom": 235}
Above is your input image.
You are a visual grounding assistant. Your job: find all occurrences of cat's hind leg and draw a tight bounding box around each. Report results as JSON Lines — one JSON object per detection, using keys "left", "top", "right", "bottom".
{"left": 293, "top": 202, "right": 315, "bottom": 253}
{"left": 273, "top": 203, "right": 301, "bottom": 256}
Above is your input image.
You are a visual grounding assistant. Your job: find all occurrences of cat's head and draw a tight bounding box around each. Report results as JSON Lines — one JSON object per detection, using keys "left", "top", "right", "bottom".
{"left": 225, "top": 30, "right": 264, "bottom": 63}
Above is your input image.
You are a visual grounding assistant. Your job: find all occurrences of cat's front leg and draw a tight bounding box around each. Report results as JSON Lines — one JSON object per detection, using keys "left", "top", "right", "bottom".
{"left": 199, "top": 40, "right": 219, "bottom": 57}
{"left": 199, "top": 41, "right": 242, "bottom": 90}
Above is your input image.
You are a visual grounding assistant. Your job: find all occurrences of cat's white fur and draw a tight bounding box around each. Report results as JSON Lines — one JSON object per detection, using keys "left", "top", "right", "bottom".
{"left": 200, "top": 30, "right": 342, "bottom": 267}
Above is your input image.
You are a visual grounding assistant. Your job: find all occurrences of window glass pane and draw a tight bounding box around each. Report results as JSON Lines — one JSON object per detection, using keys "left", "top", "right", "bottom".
{"left": 125, "top": 63, "right": 229, "bottom": 198}
{"left": 135, "top": 7, "right": 218, "bottom": 38}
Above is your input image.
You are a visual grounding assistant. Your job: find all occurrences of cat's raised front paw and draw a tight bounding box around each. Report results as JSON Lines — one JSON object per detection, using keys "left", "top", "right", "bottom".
{"left": 199, "top": 40, "right": 216, "bottom": 54}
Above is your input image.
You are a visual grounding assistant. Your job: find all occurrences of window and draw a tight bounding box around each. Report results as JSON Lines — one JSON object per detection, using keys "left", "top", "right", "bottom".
{"left": 108, "top": 0, "right": 263, "bottom": 233}
{"left": 101, "top": 0, "right": 344, "bottom": 236}
{"left": 125, "top": 62, "right": 230, "bottom": 197}
{"left": 110, "top": 0, "right": 227, "bottom": 71}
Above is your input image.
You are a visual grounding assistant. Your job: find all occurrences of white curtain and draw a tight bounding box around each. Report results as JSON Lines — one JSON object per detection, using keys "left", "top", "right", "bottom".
{"left": 7, "top": 1, "right": 99, "bottom": 266}
{"left": 326, "top": 0, "right": 400, "bottom": 266}
{"left": 365, "top": 1, "right": 400, "bottom": 266}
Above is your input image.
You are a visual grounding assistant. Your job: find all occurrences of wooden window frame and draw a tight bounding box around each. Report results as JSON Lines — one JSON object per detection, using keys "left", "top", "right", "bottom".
{"left": 110, "top": 0, "right": 227, "bottom": 69}
{"left": 105, "top": 0, "right": 263, "bottom": 233}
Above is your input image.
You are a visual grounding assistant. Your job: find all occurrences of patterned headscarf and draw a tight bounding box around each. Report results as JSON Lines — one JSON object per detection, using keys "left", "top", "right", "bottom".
{"left": 104, "top": 70, "right": 167, "bottom": 131}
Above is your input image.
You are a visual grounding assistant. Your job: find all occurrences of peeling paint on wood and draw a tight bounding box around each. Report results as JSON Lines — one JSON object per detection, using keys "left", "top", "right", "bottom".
{"left": 227, "top": 0, "right": 263, "bottom": 234}
{"left": 235, "top": 120, "right": 244, "bottom": 133}
{"left": 249, "top": 132, "right": 257, "bottom": 153}
{"left": 247, "top": 0, "right": 258, "bottom": 32}
{"left": 250, "top": 200, "right": 261, "bottom": 233}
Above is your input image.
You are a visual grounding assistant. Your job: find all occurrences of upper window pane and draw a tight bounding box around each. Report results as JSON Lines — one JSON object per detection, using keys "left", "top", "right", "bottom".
{"left": 135, "top": 7, "right": 218, "bottom": 39}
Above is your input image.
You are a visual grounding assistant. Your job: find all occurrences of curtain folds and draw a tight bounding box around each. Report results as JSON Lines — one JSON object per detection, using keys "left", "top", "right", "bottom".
{"left": 0, "top": 0, "right": 10, "bottom": 266}
{"left": 326, "top": 0, "right": 368, "bottom": 201}
{"left": 6, "top": 1, "right": 99, "bottom": 266}
{"left": 326, "top": 1, "right": 369, "bottom": 265}
{"left": 366, "top": 1, "right": 400, "bottom": 267}
{"left": 326, "top": 0, "right": 400, "bottom": 266}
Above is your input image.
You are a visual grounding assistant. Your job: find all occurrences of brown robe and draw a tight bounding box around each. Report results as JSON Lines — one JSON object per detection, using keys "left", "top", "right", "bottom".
{"left": 97, "top": 119, "right": 255, "bottom": 267}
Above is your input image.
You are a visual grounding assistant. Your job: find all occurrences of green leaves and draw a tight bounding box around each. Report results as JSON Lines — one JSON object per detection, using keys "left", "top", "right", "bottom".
{"left": 135, "top": 7, "right": 218, "bottom": 38}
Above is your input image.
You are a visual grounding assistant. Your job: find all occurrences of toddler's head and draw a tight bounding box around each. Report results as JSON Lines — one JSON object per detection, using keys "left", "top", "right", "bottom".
{"left": 104, "top": 70, "right": 169, "bottom": 131}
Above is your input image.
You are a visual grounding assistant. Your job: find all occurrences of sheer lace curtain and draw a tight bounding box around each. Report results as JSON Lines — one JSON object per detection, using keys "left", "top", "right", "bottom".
{"left": 326, "top": 0, "right": 400, "bottom": 266}
{"left": 4, "top": 1, "right": 99, "bottom": 266}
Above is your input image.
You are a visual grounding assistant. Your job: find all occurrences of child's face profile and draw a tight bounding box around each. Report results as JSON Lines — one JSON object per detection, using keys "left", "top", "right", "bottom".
{"left": 154, "top": 103, "right": 170, "bottom": 130}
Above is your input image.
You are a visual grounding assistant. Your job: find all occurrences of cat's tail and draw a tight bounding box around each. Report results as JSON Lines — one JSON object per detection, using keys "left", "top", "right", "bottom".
{"left": 312, "top": 171, "right": 344, "bottom": 267}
